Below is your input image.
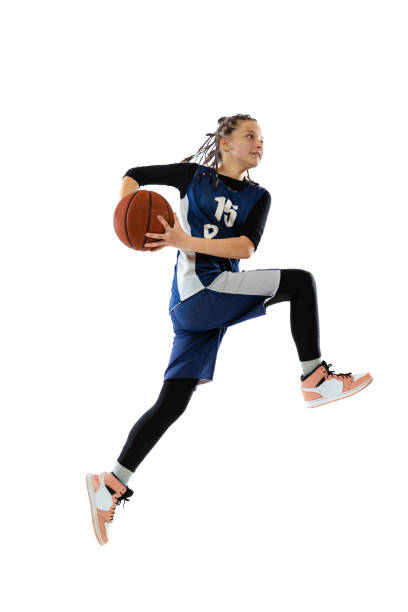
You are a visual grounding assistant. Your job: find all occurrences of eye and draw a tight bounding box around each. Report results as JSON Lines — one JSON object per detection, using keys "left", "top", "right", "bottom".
{"left": 247, "top": 134, "right": 264, "bottom": 143}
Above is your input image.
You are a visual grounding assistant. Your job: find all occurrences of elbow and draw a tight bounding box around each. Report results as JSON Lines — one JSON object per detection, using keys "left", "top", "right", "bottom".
{"left": 240, "top": 250, "right": 252, "bottom": 260}
{"left": 245, "top": 245, "right": 255, "bottom": 259}
{"left": 240, "top": 236, "right": 255, "bottom": 259}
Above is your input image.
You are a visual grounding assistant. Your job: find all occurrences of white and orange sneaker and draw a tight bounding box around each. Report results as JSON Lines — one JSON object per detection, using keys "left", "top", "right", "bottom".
{"left": 300, "top": 360, "right": 373, "bottom": 408}
{"left": 86, "top": 471, "right": 133, "bottom": 545}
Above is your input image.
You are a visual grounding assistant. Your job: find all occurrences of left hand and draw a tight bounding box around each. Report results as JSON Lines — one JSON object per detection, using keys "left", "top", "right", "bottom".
{"left": 144, "top": 212, "right": 189, "bottom": 252}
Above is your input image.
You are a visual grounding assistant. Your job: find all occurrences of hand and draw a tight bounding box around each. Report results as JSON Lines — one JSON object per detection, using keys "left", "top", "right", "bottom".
{"left": 144, "top": 212, "right": 189, "bottom": 252}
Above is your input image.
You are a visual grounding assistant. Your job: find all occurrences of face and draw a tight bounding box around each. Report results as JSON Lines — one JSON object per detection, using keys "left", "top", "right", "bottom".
{"left": 220, "top": 120, "right": 264, "bottom": 168}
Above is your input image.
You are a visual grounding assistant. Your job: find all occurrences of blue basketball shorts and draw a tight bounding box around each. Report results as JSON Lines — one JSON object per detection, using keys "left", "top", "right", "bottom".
{"left": 163, "top": 268, "right": 281, "bottom": 389}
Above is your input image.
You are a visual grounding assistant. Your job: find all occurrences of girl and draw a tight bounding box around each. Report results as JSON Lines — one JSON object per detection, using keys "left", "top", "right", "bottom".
{"left": 86, "top": 113, "right": 373, "bottom": 545}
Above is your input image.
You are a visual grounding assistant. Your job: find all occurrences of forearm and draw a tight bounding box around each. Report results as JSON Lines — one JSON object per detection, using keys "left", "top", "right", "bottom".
{"left": 185, "top": 236, "right": 249, "bottom": 259}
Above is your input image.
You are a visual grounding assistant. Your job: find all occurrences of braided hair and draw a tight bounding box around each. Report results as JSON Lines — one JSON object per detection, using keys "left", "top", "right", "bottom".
{"left": 180, "top": 114, "right": 260, "bottom": 189}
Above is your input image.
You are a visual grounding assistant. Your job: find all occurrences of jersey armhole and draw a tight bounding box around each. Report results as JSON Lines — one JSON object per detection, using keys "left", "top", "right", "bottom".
{"left": 180, "top": 163, "right": 201, "bottom": 198}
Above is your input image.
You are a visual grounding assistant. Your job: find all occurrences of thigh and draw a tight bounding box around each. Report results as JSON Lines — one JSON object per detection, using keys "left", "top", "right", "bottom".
{"left": 171, "top": 287, "right": 266, "bottom": 331}
{"left": 170, "top": 269, "right": 283, "bottom": 332}
{"left": 207, "top": 268, "right": 281, "bottom": 297}
{"left": 163, "top": 326, "right": 228, "bottom": 387}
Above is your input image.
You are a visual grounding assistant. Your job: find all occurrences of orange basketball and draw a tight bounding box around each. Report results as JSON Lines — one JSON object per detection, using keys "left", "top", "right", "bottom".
{"left": 113, "top": 190, "right": 174, "bottom": 251}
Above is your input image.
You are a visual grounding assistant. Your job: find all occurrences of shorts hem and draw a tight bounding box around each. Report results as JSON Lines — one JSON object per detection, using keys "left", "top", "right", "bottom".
{"left": 163, "top": 375, "right": 212, "bottom": 388}
{"left": 196, "top": 378, "right": 212, "bottom": 385}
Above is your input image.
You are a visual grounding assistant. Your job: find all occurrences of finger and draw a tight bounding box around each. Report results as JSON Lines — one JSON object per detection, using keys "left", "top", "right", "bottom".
{"left": 145, "top": 232, "right": 162, "bottom": 238}
{"left": 145, "top": 241, "right": 163, "bottom": 248}
{"left": 157, "top": 214, "right": 169, "bottom": 227}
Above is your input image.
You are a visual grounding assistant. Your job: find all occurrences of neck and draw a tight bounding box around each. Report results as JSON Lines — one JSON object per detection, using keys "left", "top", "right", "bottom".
{"left": 217, "top": 161, "right": 248, "bottom": 181}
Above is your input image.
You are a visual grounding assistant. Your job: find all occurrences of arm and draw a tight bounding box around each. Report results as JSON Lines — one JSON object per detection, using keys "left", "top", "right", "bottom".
{"left": 122, "top": 163, "right": 198, "bottom": 197}
{"left": 146, "top": 216, "right": 253, "bottom": 258}
{"left": 239, "top": 191, "right": 271, "bottom": 253}
{"left": 185, "top": 235, "right": 253, "bottom": 259}
{"left": 120, "top": 176, "right": 140, "bottom": 199}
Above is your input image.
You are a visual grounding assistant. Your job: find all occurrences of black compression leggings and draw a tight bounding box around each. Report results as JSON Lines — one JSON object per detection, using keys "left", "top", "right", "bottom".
{"left": 117, "top": 378, "right": 198, "bottom": 472}
{"left": 117, "top": 268, "right": 321, "bottom": 472}
{"left": 264, "top": 268, "right": 321, "bottom": 361}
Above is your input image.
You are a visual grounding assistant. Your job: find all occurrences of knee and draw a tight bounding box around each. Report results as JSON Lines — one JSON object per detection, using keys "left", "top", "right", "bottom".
{"left": 297, "top": 269, "right": 317, "bottom": 292}
{"left": 158, "top": 378, "right": 198, "bottom": 418}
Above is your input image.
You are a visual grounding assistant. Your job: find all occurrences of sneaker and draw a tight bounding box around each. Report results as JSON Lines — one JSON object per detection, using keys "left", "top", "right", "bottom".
{"left": 85, "top": 471, "right": 133, "bottom": 545}
{"left": 300, "top": 360, "right": 373, "bottom": 408}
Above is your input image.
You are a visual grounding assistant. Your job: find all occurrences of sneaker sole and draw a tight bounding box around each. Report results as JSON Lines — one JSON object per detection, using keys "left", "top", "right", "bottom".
{"left": 304, "top": 376, "right": 373, "bottom": 408}
{"left": 86, "top": 473, "right": 105, "bottom": 546}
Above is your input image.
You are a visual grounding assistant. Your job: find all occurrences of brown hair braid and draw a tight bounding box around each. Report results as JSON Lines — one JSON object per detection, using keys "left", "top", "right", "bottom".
{"left": 180, "top": 114, "right": 260, "bottom": 189}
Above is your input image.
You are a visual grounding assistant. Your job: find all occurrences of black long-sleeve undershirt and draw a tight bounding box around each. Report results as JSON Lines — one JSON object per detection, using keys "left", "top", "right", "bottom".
{"left": 122, "top": 162, "right": 271, "bottom": 252}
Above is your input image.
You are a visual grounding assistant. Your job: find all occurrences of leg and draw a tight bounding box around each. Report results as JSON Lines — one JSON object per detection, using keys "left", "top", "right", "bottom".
{"left": 87, "top": 378, "right": 198, "bottom": 546}
{"left": 116, "top": 378, "right": 199, "bottom": 474}
{"left": 265, "top": 269, "right": 321, "bottom": 361}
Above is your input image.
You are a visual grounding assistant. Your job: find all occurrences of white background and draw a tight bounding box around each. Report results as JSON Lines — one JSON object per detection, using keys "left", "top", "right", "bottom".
{"left": 1, "top": 1, "right": 407, "bottom": 610}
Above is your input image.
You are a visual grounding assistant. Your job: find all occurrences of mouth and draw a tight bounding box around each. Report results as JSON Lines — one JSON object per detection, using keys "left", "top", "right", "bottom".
{"left": 251, "top": 152, "right": 261, "bottom": 159}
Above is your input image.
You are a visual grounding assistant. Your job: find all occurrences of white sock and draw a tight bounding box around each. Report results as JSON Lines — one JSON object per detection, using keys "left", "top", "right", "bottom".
{"left": 301, "top": 357, "right": 322, "bottom": 377}
{"left": 112, "top": 461, "right": 134, "bottom": 486}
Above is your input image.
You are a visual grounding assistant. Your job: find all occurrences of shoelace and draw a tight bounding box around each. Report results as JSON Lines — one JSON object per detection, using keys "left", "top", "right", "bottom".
{"left": 109, "top": 488, "right": 134, "bottom": 521}
{"left": 325, "top": 363, "right": 352, "bottom": 379}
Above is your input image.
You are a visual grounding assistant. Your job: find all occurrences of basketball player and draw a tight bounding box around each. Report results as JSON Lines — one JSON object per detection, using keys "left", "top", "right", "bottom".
{"left": 86, "top": 114, "right": 373, "bottom": 545}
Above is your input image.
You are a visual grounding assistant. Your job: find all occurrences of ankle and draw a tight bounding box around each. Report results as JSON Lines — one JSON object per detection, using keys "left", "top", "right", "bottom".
{"left": 300, "top": 357, "right": 322, "bottom": 378}
{"left": 112, "top": 461, "right": 134, "bottom": 486}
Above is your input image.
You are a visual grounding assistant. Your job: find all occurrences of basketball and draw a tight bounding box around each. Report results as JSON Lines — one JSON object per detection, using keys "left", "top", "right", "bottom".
{"left": 113, "top": 190, "right": 175, "bottom": 251}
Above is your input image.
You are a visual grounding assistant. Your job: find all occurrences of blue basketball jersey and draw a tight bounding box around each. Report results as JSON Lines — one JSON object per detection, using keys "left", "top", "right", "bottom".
{"left": 169, "top": 164, "right": 267, "bottom": 312}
